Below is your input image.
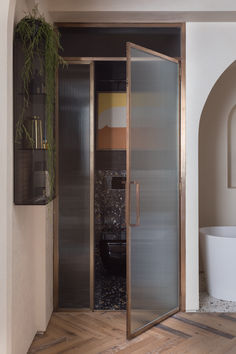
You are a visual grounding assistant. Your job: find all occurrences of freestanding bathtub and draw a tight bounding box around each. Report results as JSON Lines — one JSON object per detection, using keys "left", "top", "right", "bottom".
{"left": 200, "top": 226, "right": 236, "bottom": 302}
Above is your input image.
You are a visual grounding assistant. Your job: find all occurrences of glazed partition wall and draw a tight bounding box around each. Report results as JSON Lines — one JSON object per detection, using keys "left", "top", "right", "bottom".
{"left": 58, "top": 63, "right": 92, "bottom": 308}
{"left": 127, "top": 44, "right": 179, "bottom": 337}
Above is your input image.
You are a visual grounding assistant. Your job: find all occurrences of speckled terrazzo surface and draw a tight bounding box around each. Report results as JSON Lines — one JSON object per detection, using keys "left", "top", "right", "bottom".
{"left": 94, "top": 170, "right": 126, "bottom": 232}
{"left": 199, "top": 272, "right": 236, "bottom": 312}
{"left": 94, "top": 248, "right": 126, "bottom": 310}
{"left": 94, "top": 169, "right": 126, "bottom": 310}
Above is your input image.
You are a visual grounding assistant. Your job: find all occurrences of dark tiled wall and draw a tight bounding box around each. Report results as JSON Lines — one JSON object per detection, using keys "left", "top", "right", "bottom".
{"left": 94, "top": 169, "right": 126, "bottom": 242}
{"left": 59, "top": 27, "right": 181, "bottom": 58}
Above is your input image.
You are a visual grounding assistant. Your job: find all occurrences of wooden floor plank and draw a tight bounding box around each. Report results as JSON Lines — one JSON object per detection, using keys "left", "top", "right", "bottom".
{"left": 28, "top": 337, "right": 67, "bottom": 354}
{"left": 173, "top": 314, "right": 235, "bottom": 339}
{"left": 159, "top": 317, "right": 214, "bottom": 338}
{"left": 28, "top": 311, "right": 236, "bottom": 354}
{"left": 155, "top": 323, "right": 192, "bottom": 339}
{"left": 163, "top": 334, "right": 230, "bottom": 354}
{"left": 177, "top": 312, "right": 236, "bottom": 337}
{"left": 219, "top": 314, "right": 236, "bottom": 323}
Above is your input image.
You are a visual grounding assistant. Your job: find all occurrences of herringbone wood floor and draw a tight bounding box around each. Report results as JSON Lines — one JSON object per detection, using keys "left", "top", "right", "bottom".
{"left": 28, "top": 311, "right": 236, "bottom": 353}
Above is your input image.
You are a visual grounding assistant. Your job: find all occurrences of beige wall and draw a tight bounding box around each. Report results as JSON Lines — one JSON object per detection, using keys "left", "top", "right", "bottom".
{"left": 11, "top": 2, "right": 54, "bottom": 353}
{"left": 14, "top": 0, "right": 31, "bottom": 22}
{"left": 14, "top": 0, "right": 52, "bottom": 23}
{"left": 186, "top": 23, "right": 236, "bottom": 310}
{"left": 34, "top": 202, "right": 54, "bottom": 332}
{"left": 12, "top": 203, "right": 53, "bottom": 354}
{"left": 0, "top": 0, "right": 16, "bottom": 352}
{"left": 44, "top": 0, "right": 236, "bottom": 12}
{"left": 199, "top": 62, "right": 236, "bottom": 227}
{"left": 0, "top": 0, "right": 53, "bottom": 353}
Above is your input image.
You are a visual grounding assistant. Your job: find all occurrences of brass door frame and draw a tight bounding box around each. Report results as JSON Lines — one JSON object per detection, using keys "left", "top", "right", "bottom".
{"left": 126, "top": 41, "right": 181, "bottom": 339}
{"left": 89, "top": 62, "right": 95, "bottom": 311}
{"left": 53, "top": 23, "right": 186, "bottom": 316}
{"left": 54, "top": 60, "right": 94, "bottom": 311}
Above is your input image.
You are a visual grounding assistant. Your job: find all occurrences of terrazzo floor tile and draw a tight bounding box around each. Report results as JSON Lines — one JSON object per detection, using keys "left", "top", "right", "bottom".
{"left": 94, "top": 248, "right": 126, "bottom": 310}
{"left": 199, "top": 272, "right": 236, "bottom": 312}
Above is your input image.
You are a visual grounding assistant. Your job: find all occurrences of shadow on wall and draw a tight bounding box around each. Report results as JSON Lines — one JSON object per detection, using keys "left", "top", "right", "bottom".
{"left": 199, "top": 60, "right": 236, "bottom": 229}
{"left": 227, "top": 104, "right": 236, "bottom": 188}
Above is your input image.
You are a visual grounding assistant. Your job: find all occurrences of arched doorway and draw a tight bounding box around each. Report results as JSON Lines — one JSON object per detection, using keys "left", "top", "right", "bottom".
{"left": 199, "top": 61, "right": 236, "bottom": 312}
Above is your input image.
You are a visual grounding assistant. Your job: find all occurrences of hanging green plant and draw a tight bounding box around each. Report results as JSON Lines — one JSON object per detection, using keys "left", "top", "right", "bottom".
{"left": 15, "top": 6, "right": 65, "bottom": 201}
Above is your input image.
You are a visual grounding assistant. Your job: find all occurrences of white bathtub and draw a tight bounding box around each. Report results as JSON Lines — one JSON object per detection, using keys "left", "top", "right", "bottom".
{"left": 200, "top": 226, "right": 236, "bottom": 302}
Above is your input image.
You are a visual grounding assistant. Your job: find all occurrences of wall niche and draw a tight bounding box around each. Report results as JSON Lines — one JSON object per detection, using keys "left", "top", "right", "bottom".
{"left": 228, "top": 105, "right": 236, "bottom": 188}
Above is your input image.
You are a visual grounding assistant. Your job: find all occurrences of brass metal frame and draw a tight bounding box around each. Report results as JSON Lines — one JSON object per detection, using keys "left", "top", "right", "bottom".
{"left": 126, "top": 42, "right": 131, "bottom": 337}
{"left": 126, "top": 42, "right": 179, "bottom": 64}
{"left": 126, "top": 40, "right": 183, "bottom": 339}
{"left": 53, "top": 67, "right": 59, "bottom": 310}
{"left": 53, "top": 22, "right": 186, "bottom": 328}
{"left": 63, "top": 57, "right": 181, "bottom": 62}
{"left": 90, "top": 62, "right": 95, "bottom": 310}
{"left": 180, "top": 23, "right": 186, "bottom": 312}
{"left": 64, "top": 57, "right": 127, "bottom": 62}
{"left": 127, "top": 308, "right": 179, "bottom": 339}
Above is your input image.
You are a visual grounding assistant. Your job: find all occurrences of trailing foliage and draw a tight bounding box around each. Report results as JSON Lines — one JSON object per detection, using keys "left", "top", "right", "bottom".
{"left": 15, "top": 6, "right": 65, "bottom": 200}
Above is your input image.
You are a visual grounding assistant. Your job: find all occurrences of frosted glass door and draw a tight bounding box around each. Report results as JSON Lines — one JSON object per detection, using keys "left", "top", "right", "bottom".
{"left": 126, "top": 43, "right": 180, "bottom": 338}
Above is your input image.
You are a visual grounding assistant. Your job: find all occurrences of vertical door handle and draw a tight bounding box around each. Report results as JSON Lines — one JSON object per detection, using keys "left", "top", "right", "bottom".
{"left": 130, "top": 180, "right": 140, "bottom": 227}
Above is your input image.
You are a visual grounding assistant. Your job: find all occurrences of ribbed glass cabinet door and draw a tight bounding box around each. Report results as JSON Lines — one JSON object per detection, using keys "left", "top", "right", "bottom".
{"left": 126, "top": 43, "right": 180, "bottom": 338}
{"left": 58, "top": 63, "right": 92, "bottom": 308}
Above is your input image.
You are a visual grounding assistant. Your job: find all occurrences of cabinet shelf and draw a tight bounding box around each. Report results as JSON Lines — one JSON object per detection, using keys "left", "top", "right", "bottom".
{"left": 17, "top": 148, "right": 47, "bottom": 151}
{"left": 17, "top": 93, "right": 46, "bottom": 96}
{"left": 13, "top": 37, "right": 54, "bottom": 205}
{"left": 97, "top": 79, "right": 126, "bottom": 82}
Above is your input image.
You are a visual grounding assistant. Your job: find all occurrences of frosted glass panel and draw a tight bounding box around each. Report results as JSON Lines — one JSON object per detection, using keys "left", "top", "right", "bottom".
{"left": 58, "top": 64, "right": 90, "bottom": 308}
{"left": 128, "top": 46, "right": 179, "bottom": 335}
